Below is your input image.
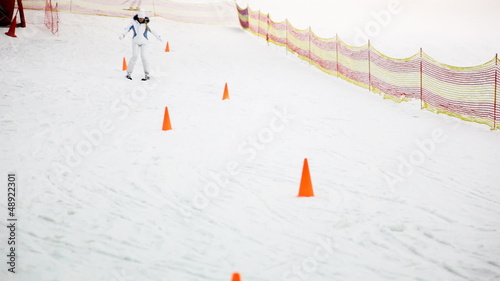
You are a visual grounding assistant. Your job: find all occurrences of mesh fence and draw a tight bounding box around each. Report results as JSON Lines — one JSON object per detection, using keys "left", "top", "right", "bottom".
{"left": 44, "top": 0, "right": 59, "bottom": 34}
{"left": 421, "top": 54, "right": 498, "bottom": 128}
{"left": 23, "top": 0, "right": 238, "bottom": 25}
{"left": 238, "top": 5, "right": 500, "bottom": 130}
{"left": 369, "top": 46, "right": 421, "bottom": 102}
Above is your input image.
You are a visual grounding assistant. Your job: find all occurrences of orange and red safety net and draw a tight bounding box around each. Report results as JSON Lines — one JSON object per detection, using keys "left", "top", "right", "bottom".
{"left": 23, "top": 0, "right": 238, "bottom": 25}
{"left": 239, "top": 5, "right": 500, "bottom": 130}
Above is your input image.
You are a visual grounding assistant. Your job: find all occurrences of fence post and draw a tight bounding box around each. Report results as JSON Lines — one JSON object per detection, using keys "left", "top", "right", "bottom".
{"left": 17, "top": 0, "right": 26, "bottom": 27}
{"left": 308, "top": 27, "right": 311, "bottom": 66}
{"left": 257, "top": 9, "right": 260, "bottom": 38}
{"left": 368, "top": 40, "right": 371, "bottom": 92}
{"left": 494, "top": 53, "right": 498, "bottom": 130}
{"left": 336, "top": 34, "right": 339, "bottom": 78}
{"left": 266, "top": 13, "right": 270, "bottom": 45}
{"left": 420, "top": 48, "right": 424, "bottom": 109}
{"left": 285, "top": 19, "right": 288, "bottom": 55}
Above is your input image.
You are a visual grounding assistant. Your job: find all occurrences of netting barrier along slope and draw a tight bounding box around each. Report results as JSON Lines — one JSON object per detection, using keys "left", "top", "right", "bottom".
{"left": 238, "top": 5, "right": 500, "bottom": 130}
{"left": 23, "top": 0, "right": 238, "bottom": 25}
{"left": 44, "top": 0, "right": 59, "bottom": 34}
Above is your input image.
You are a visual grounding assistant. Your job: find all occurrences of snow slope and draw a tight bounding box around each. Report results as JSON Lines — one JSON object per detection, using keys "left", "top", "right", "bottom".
{"left": 1, "top": 4, "right": 500, "bottom": 281}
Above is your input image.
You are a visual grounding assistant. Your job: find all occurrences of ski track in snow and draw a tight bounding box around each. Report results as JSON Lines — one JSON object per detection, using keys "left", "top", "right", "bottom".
{"left": 1, "top": 7, "right": 500, "bottom": 281}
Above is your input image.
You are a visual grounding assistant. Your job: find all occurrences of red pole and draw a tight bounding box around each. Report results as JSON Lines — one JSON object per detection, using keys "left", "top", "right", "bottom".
{"left": 17, "top": 0, "right": 26, "bottom": 27}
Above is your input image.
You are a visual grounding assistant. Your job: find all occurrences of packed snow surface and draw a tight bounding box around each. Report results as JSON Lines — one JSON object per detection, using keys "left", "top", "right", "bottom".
{"left": 1, "top": 1, "right": 500, "bottom": 280}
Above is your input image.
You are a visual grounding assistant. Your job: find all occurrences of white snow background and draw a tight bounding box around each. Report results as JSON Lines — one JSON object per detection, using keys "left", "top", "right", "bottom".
{"left": 1, "top": 0, "right": 500, "bottom": 280}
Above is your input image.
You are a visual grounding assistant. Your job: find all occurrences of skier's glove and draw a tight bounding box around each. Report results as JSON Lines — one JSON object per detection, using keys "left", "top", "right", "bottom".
{"left": 119, "top": 34, "right": 125, "bottom": 40}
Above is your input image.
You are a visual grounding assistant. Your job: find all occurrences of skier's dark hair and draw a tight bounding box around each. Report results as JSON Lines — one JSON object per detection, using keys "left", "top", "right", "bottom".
{"left": 133, "top": 14, "right": 150, "bottom": 23}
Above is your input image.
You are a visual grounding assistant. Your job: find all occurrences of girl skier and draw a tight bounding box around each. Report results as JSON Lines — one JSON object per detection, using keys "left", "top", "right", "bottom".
{"left": 120, "top": 9, "right": 163, "bottom": 81}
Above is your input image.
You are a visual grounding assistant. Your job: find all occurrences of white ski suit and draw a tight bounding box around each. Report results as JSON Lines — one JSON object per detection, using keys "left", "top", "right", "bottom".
{"left": 120, "top": 14, "right": 162, "bottom": 76}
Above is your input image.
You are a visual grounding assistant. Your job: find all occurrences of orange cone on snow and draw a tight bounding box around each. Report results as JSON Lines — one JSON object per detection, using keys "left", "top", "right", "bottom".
{"left": 231, "top": 272, "right": 241, "bottom": 281}
{"left": 5, "top": 12, "right": 18, "bottom": 38}
{"left": 298, "top": 158, "right": 314, "bottom": 197}
{"left": 162, "top": 107, "right": 172, "bottom": 131}
{"left": 122, "top": 57, "right": 128, "bottom": 71}
{"left": 222, "top": 83, "right": 230, "bottom": 100}
{"left": 165, "top": 42, "right": 170, "bottom": 52}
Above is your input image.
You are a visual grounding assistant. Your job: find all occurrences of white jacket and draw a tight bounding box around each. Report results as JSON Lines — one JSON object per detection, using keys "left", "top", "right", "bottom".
{"left": 121, "top": 15, "right": 162, "bottom": 45}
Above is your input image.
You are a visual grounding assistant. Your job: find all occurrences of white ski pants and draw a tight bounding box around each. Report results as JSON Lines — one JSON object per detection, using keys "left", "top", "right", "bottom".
{"left": 127, "top": 42, "right": 150, "bottom": 75}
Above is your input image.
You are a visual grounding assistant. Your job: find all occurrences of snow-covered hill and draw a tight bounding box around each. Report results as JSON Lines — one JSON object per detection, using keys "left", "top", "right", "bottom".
{"left": 1, "top": 3, "right": 500, "bottom": 281}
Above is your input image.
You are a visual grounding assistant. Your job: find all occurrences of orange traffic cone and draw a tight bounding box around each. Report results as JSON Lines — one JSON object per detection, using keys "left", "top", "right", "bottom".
{"left": 298, "top": 158, "right": 314, "bottom": 197}
{"left": 122, "top": 57, "right": 128, "bottom": 71}
{"left": 162, "top": 107, "right": 172, "bottom": 131}
{"left": 165, "top": 42, "right": 170, "bottom": 52}
{"left": 222, "top": 83, "right": 229, "bottom": 100}
{"left": 5, "top": 12, "right": 18, "bottom": 38}
{"left": 231, "top": 272, "right": 241, "bottom": 281}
